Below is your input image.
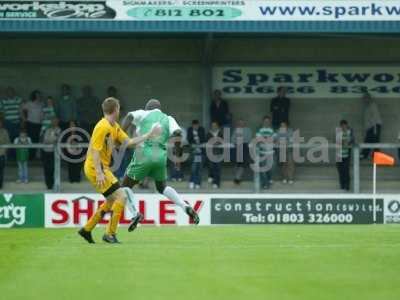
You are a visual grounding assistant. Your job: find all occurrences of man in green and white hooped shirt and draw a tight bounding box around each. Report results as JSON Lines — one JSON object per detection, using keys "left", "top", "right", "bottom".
{"left": 121, "top": 99, "right": 200, "bottom": 231}
{"left": 256, "top": 116, "right": 276, "bottom": 190}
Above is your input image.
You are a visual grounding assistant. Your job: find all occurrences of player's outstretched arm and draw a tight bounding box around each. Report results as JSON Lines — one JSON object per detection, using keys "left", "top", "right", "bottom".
{"left": 126, "top": 123, "right": 162, "bottom": 148}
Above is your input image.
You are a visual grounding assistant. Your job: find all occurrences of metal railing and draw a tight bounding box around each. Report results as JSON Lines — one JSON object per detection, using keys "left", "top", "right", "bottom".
{"left": 0, "top": 142, "right": 398, "bottom": 193}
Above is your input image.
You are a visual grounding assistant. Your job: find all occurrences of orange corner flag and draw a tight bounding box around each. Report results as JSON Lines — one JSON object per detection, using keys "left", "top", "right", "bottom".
{"left": 373, "top": 152, "right": 395, "bottom": 166}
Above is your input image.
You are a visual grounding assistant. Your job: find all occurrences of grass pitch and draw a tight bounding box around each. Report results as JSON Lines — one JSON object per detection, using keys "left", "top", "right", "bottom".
{"left": 0, "top": 226, "right": 399, "bottom": 300}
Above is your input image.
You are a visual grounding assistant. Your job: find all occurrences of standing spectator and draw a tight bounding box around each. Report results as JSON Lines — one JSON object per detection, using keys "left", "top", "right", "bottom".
{"left": 63, "top": 121, "right": 83, "bottom": 183}
{"left": 210, "top": 90, "right": 230, "bottom": 128}
{"left": 256, "top": 116, "right": 275, "bottom": 190}
{"left": 14, "top": 129, "right": 31, "bottom": 183}
{"left": 41, "top": 117, "right": 61, "bottom": 190}
{"left": 56, "top": 84, "right": 77, "bottom": 131}
{"left": 0, "top": 86, "right": 23, "bottom": 142}
{"left": 40, "top": 96, "right": 57, "bottom": 137}
{"left": 207, "top": 121, "right": 224, "bottom": 189}
{"left": 187, "top": 120, "right": 206, "bottom": 189}
{"left": 270, "top": 87, "right": 291, "bottom": 130}
{"left": 0, "top": 87, "right": 23, "bottom": 159}
{"left": 231, "top": 119, "right": 252, "bottom": 185}
{"left": 22, "top": 90, "right": 43, "bottom": 159}
{"left": 77, "top": 85, "right": 101, "bottom": 134}
{"left": 169, "top": 134, "right": 184, "bottom": 182}
{"left": 276, "top": 121, "right": 295, "bottom": 184}
{"left": 361, "top": 93, "right": 382, "bottom": 159}
{"left": 0, "top": 118, "right": 10, "bottom": 189}
{"left": 336, "top": 120, "right": 355, "bottom": 191}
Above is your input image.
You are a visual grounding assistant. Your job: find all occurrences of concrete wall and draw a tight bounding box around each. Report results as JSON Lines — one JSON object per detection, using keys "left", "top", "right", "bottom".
{"left": 1, "top": 36, "right": 400, "bottom": 141}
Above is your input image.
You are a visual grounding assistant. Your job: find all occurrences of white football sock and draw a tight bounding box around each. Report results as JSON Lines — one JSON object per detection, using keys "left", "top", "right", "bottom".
{"left": 162, "top": 186, "right": 188, "bottom": 211}
{"left": 123, "top": 187, "right": 139, "bottom": 218}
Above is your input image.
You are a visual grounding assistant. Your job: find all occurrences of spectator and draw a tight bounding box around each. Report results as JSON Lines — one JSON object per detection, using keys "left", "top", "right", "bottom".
{"left": 256, "top": 116, "right": 275, "bottom": 190}
{"left": 361, "top": 93, "right": 382, "bottom": 159}
{"left": 187, "top": 120, "right": 206, "bottom": 189}
{"left": 0, "top": 118, "right": 10, "bottom": 189}
{"left": 169, "top": 134, "right": 184, "bottom": 182}
{"left": 336, "top": 120, "right": 355, "bottom": 191}
{"left": 40, "top": 96, "right": 57, "bottom": 137}
{"left": 41, "top": 117, "right": 61, "bottom": 190}
{"left": 231, "top": 119, "right": 252, "bottom": 185}
{"left": 0, "top": 87, "right": 23, "bottom": 159}
{"left": 0, "top": 86, "right": 23, "bottom": 143}
{"left": 276, "top": 121, "right": 295, "bottom": 184}
{"left": 207, "top": 121, "right": 224, "bottom": 189}
{"left": 107, "top": 86, "right": 118, "bottom": 98}
{"left": 63, "top": 121, "right": 83, "bottom": 183}
{"left": 210, "top": 90, "right": 230, "bottom": 128}
{"left": 56, "top": 84, "right": 77, "bottom": 131}
{"left": 14, "top": 129, "right": 31, "bottom": 184}
{"left": 270, "top": 87, "right": 291, "bottom": 130}
{"left": 22, "top": 90, "right": 43, "bottom": 159}
{"left": 77, "top": 85, "right": 101, "bottom": 134}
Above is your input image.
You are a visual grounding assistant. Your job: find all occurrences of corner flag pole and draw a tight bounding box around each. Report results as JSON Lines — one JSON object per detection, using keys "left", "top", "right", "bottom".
{"left": 372, "top": 152, "right": 395, "bottom": 224}
{"left": 373, "top": 162, "right": 377, "bottom": 224}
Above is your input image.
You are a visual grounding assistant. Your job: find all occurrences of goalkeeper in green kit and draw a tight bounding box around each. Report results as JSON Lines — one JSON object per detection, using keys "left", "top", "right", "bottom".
{"left": 121, "top": 99, "right": 200, "bottom": 231}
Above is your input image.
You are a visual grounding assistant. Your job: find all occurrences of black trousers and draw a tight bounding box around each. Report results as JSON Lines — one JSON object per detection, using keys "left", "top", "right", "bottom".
{"left": 68, "top": 162, "right": 82, "bottom": 183}
{"left": 336, "top": 157, "right": 350, "bottom": 190}
{"left": 42, "top": 151, "right": 54, "bottom": 190}
{"left": 26, "top": 121, "right": 42, "bottom": 159}
{"left": 362, "top": 124, "right": 381, "bottom": 158}
{"left": 0, "top": 155, "right": 5, "bottom": 189}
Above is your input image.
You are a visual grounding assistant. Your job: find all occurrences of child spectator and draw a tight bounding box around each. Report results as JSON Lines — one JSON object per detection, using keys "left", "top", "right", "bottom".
{"left": 256, "top": 116, "right": 275, "bottom": 190}
{"left": 169, "top": 134, "right": 184, "bottom": 182}
{"left": 231, "top": 119, "right": 252, "bottom": 185}
{"left": 187, "top": 120, "right": 206, "bottom": 189}
{"left": 0, "top": 118, "right": 10, "bottom": 189}
{"left": 276, "top": 121, "right": 295, "bottom": 184}
{"left": 207, "top": 121, "right": 224, "bottom": 189}
{"left": 41, "top": 96, "right": 57, "bottom": 137}
{"left": 14, "top": 129, "right": 31, "bottom": 183}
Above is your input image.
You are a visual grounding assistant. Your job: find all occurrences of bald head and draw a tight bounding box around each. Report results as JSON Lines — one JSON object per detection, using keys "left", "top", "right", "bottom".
{"left": 145, "top": 99, "right": 161, "bottom": 111}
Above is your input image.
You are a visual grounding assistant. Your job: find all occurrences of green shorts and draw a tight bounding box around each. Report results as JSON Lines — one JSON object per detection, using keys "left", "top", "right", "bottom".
{"left": 125, "top": 149, "right": 167, "bottom": 182}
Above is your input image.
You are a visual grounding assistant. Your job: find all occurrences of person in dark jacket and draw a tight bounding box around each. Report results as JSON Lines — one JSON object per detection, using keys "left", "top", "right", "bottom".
{"left": 187, "top": 120, "right": 207, "bottom": 189}
{"left": 210, "top": 90, "right": 230, "bottom": 127}
{"left": 270, "top": 87, "right": 291, "bottom": 130}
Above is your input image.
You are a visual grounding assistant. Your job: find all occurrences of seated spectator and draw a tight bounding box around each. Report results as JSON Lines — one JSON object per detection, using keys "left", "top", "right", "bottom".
{"left": 169, "top": 134, "right": 184, "bottom": 182}
{"left": 256, "top": 116, "right": 275, "bottom": 190}
{"left": 41, "top": 117, "right": 61, "bottom": 190}
{"left": 231, "top": 119, "right": 252, "bottom": 185}
{"left": 187, "top": 120, "right": 206, "bottom": 189}
{"left": 14, "top": 128, "right": 31, "bottom": 184}
{"left": 210, "top": 90, "right": 230, "bottom": 128}
{"left": 22, "top": 90, "right": 43, "bottom": 159}
{"left": 77, "top": 86, "right": 101, "bottom": 134}
{"left": 0, "top": 86, "right": 23, "bottom": 145}
{"left": 207, "top": 121, "right": 224, "bottom": 189}
{"left": 0, "top": 118, "right": 10, "bottom": 189}
{"left": 336, "top": 120, "right": 355, "bottom": 191}
{"left": 56, "top": 84, "right": 77, "bottom": 131}
{"left": 276, "top": 121, "right": 295, "bottom": 184}
{"left": 41, "top": 96, "right": 57, "bottom": 137}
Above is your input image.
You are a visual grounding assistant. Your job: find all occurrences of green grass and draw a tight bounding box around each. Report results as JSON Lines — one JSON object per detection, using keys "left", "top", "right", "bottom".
{"left": 0, "top": 226, "right": 399, "bottom": 300}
